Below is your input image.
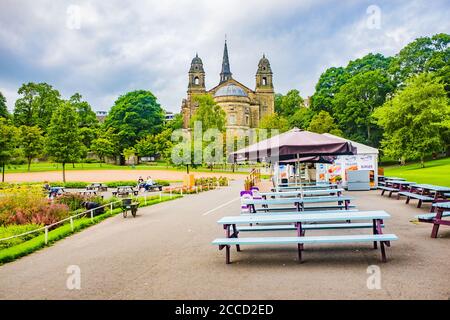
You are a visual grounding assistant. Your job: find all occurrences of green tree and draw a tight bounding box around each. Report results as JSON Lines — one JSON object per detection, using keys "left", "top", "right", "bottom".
{"left": 0, "top": 91, "right": 8, "bottom": 119}
{"left": 91, "top": 137, "right": 117, "bottom": 166}
{"left": 45, "top": 102, "right": 83, "bottom": 182}
{"left": 70, "top": 93, "right": 98, "bottom": 128}
{"left": 0, "top": 118, "right": 18, "bottom": 182}
{"left": 275, "top": 89, "right": 305, "bottom": 118}
{"left": 104, "top": 90, "right": 165, "bottom": 159}
{"left": 19, "top": 126, "right": 44, "bottom": 171}
{"left": 308, "top": 111, "right": 342, "bottom": 136}
{"left": 288, "top": 107, "right": 315, "bottom": 130}
{"left": 259, "top": 113, "right": 290, "bottom": 133}
{"left": 374, "top": 73, "right": 450, "bottom": 167}
{"left": 13, "top": 82, "right": 61, "bottom": 130}
{"left": 333, "top": 70, "right": 394, "bottom": 145}
{"left": 389, "top": 33, "right": 450, "bottom": 85}
{"left": 135, "top": 135, "right": 158, "bottom": 159}
{"left": 310, "top": 67, "right": 347, "bottom": 115}
{"left": 189, "top": 94, "right": 226, "bottom": 131}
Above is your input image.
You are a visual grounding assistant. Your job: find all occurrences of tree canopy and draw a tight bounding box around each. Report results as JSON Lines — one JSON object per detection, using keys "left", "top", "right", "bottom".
{"left": 189, "top": 94, "right": 226, "bottom": 132}
{"left": 104, "top": 90, "right": 165, "bottom": 154}
{"left": 374, "top": 73, "right": 450, "bottom": 166}
{"left": 275, "top": 89, "right": 305, "bottom": 118}
{"left": 308, "top": 111, "right": 342, "bottom": 136}
{"left": 0, "top": 92, "right": 8, "bottom": 119}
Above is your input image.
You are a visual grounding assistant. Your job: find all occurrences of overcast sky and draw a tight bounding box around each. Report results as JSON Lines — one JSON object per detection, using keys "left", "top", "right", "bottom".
{"left": 0, "top": 0, "right": 449, "bottom": 113}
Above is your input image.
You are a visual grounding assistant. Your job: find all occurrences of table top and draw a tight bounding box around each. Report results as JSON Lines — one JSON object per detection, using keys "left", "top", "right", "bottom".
{"left": 242, "top": 196, "right": 354, "bottom": 205}
{"left": 276, "top": 184, "right": 338, "bottom": 190}
{"left": 218, "top": 210, "right": 390, "bottom": 225}
{"left": 385, "top": 177, "right": 406, "bottom": 181}
{"left": 261, "top": 189, "right": 344, "bottom": 197}
{"left": 432, "top": 202, "right": 450, "bottom": 208}
{"left": 386, "top": 180, "right": 416, "bottom": 185}
{"left": 411, "top": 184, "right": 450, "bottom": 192}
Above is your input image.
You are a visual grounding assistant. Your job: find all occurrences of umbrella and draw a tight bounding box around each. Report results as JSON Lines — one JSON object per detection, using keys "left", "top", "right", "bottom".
{"left": 229, "top": 128, "right": 356, "bottom": 163}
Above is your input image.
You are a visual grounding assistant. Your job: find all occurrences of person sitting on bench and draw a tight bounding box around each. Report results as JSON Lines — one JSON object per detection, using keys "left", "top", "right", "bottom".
{"left": 143, "top": 176, "right": 154, "bottom": 191}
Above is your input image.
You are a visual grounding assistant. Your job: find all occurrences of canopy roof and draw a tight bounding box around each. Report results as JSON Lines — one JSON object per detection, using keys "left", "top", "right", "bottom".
{"left": 229, "top": 128, "right": 356, "bottom": 162}
{"left": 322, "top": 133, "right": 379, "bottom": 154}
{"left": 279, "top": 156, "right": 336, "bottom": 164}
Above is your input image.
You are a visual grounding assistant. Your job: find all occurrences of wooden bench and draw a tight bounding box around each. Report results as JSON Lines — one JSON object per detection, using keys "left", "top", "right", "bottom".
{"left": 254, "top": 204, "right": 356, "bottom": 213}
{"left": 398, "top": 191, "right": 434, "bottom": 208}
{"left": 378, "top": 186, "right": 399, "bottom": 197}
{"left": 214, "top": 211, "right": 396, "bottom": 264}
{"left": 213, "top": 234, "right": 397, "bottom": 264}
{"left": 237, "top": 222, "right": 384, "bottom": 232}
{"left": 416, "top": 208, "right": 450, "bottom": 238}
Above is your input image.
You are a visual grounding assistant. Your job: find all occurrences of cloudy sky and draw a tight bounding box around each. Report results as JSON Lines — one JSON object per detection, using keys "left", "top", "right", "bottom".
{"left": 0, "top": 0, "right": 449, "bottom": 113}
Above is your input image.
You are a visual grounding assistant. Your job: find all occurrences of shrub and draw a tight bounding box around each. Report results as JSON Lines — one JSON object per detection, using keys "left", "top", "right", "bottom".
{"left": 54, "top": 193, "right": 105, "bottom": 211}
{"left": 0, "top": 224, "right": 43, "bottom": 250}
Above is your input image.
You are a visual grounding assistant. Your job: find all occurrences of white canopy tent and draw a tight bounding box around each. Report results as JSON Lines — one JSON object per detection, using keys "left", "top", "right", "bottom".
{"left": 319, "top": 134, "right": 379, "bottom": 188}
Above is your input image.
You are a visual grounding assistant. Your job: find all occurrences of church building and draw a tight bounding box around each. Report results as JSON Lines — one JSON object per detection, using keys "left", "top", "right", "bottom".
{"left": 180, "top": 41, "right": 275, "bottom": 130}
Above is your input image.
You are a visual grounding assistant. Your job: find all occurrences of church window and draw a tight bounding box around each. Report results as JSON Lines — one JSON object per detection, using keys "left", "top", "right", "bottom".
{"left": 245, "top": 115, "right": 249, "bottom": 125}
{"left": 229, "top": 114, "right": 236, "bottom": 125}
{"left": 194, "top": 77, "right": 199, "bottom": 85}
{"left": 262, "top": 77, "right": 267, "bottom": 85}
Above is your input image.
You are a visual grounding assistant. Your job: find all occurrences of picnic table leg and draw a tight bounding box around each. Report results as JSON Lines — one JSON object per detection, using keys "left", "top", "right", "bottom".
{"left": 223, "top": 224, "right": 232, "bottom": 264}
{"left": 405, "top": 196, "right": 410, "bottom": 204}
{"left": 344, "top": 200, "right": 349, "bottom": 210}
{"left": 375, "top": 219, "right": 387, "bottom": 262}
{"left": 372, "top": 219, "right": 378, "bottom": 249}
{"left": 430, "top": 209, "right": 443, "bottom": 238}
{"left": 232, "top": 224, "right": 241, "bottom": 252}
{"left": 296, "top": 222, "right": 303, "bottom": 263}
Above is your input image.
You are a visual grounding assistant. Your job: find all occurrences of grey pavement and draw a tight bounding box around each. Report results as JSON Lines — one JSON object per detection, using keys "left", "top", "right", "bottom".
{"left": 0, "top": 181, "right": 449, "bottom": 299}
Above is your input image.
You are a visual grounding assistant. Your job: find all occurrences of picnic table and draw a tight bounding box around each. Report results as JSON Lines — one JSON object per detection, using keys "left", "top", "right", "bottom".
{"left": 379, "top": 180, "right": 416, "bottom": 197}
{"left": 384, "top": 177, "right": 406, "bottom": 181}
{"left": 242, "top": 195, "right": 355, "bottom": 212}
{"left": 86, "top": 183, "right": 108, "bottom": 192}
{"left": 213, "top": 210, "right": 397, "bottom": 264}
{"left": 274, "top": 184, "right": 338, "bottom": 191}
{"left": 79, "top": 190, "right": 98, "bottom": 196}
{"left": 410, "top": 184, "right": 450, "bottom": 201}
{"left": 260, "top": 188, "right": 343, "bottom": 198}
{"left": 417, "top": 202, "right": 450, "bottom": 238}
{"left": 112, "top": 186, "right": 139, "bottom": 197}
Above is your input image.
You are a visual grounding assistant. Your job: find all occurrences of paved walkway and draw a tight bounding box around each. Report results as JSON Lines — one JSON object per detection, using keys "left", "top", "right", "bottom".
{"left": 0, "top": 181, "right": 449, "bottom": 299}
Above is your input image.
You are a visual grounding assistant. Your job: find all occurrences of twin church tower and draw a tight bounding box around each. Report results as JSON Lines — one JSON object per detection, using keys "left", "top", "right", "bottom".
{"left": 180, "top": 40, "right": 275, "bottom": 129}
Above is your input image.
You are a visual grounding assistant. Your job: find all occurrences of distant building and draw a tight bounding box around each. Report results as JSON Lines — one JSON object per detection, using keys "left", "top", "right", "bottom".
{"left": 165, "top": 111, "right": 175, "bottom": 121}
{"left": 304, "top": 96, "right": 312, "bottom": 108}
{"left": 180, "top": 40, "right": 275, "bottom": 130}
{"left": 96, "top": 111, "right": 108, "bottom": 122}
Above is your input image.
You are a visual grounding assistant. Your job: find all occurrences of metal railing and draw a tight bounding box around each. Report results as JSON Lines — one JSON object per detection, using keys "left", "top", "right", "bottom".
{"left": 0, "top": 183, "right": 226, "bottom": 245}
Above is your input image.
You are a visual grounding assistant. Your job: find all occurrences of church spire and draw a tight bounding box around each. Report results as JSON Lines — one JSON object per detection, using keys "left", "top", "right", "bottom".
{"left": 220, "top": 39, "right": 232, "bottom": 83}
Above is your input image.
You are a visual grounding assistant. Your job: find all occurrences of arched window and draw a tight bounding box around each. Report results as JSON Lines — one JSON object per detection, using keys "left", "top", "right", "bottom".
{"left": 194, "top": 76, "right": 199, "bottom": 85}
{"left": 262, "top": 77, "right": 267, "bottom": 85}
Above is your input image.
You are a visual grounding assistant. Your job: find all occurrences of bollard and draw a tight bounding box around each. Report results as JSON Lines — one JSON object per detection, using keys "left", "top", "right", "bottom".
{"left": 70, "top": 217, "right": 74, "bottom": 231}
{"left": 90, "top": 209, "right": 94, "bottom": 222}
{"left": 44, "top": 226, "right": 48, "bottom": 245}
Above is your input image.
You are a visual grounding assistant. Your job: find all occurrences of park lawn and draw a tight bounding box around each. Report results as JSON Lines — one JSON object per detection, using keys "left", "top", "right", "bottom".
{"left": 2, "top": 161, "right": 249, "bottom": 175}
{"left": 383, "top": 157, "right": 450, "bottom": 187}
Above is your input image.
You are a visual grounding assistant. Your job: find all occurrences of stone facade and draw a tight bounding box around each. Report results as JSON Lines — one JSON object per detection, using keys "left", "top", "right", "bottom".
{"left": 181, "top": 41, "right": 274, "bottom": 130}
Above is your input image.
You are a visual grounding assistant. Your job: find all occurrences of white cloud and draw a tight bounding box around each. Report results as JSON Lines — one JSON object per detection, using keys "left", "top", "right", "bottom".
{"left": 0, "top": 0, "right": 449, "bottom": 112}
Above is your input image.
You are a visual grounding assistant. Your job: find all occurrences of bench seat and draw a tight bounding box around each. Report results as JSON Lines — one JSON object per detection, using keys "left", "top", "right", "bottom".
{"left": 237, "top": 222, "right": 384, "bottom": 232}
{"left": 379, "top": 186, "right": 399, "bottom": 197}
{"left": 254, "top": 205, "right": 356, "bottom": 212}
{"left": 398, "top": 192, "right": 434, "bottom": 201}
{"left": 213, "top": 234, "right": 398, "bottom": 263}
{"left": 416, "top": 211, "right": 450, "bottom": 221}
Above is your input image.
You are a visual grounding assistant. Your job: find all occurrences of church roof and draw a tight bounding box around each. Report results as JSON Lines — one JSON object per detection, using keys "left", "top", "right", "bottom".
{"left": 214, "top": 84, "right": 248, "bottom": 97}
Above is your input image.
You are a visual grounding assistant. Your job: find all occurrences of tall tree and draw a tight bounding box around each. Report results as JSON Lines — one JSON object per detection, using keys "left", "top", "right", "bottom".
{"left": 19, "top": 126, "right": 44, "bottom": 171}
{"left": 374, "top": 73, "right": 450, "bottom": 167}
{"left": 333, "top": 70, "right": 394, "bottom": 145}
{"left": 258, "top": 113, "right": 290, "bottom": 133}
{"left": 288, "top": 107, "right": 315, "bottom": 130}
{"left": 0, "top": 91, "right": 8, "bottom": 119}
{"left": 275, "top": 89, "right": 305, "bottom": 118}
{"left": 308, "top": 111, "right": 342, "bottom": 136}
{"left": 0, "top": 118, "right": 18, "bottom": 182}
{"left": 104, "top": 90, "right": 165, "bottom": 159}
{"left": 13, "top": 82, "right": 61, "bottom": 130}
{"left": 310, "top": 67, "right": 347, "bottom": 115}
{"left": 70, "top": 93, "right": 98, "bottom": 128}
{"left": 389, "top": 33, "right": 450, "bottom": 85}
{"left": 189, "top": 94, "right": 226, "bottom": 132}
{"left": 45, "top": 102, "right": 83, "bottom": 182}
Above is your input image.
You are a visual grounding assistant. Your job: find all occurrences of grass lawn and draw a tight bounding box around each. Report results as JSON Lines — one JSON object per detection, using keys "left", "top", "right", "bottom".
{"left": 382, "top": 157, "right": 450, "bottom": 187}
{"left": 2, "top": 162, "right": 249, "bottom": 175}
